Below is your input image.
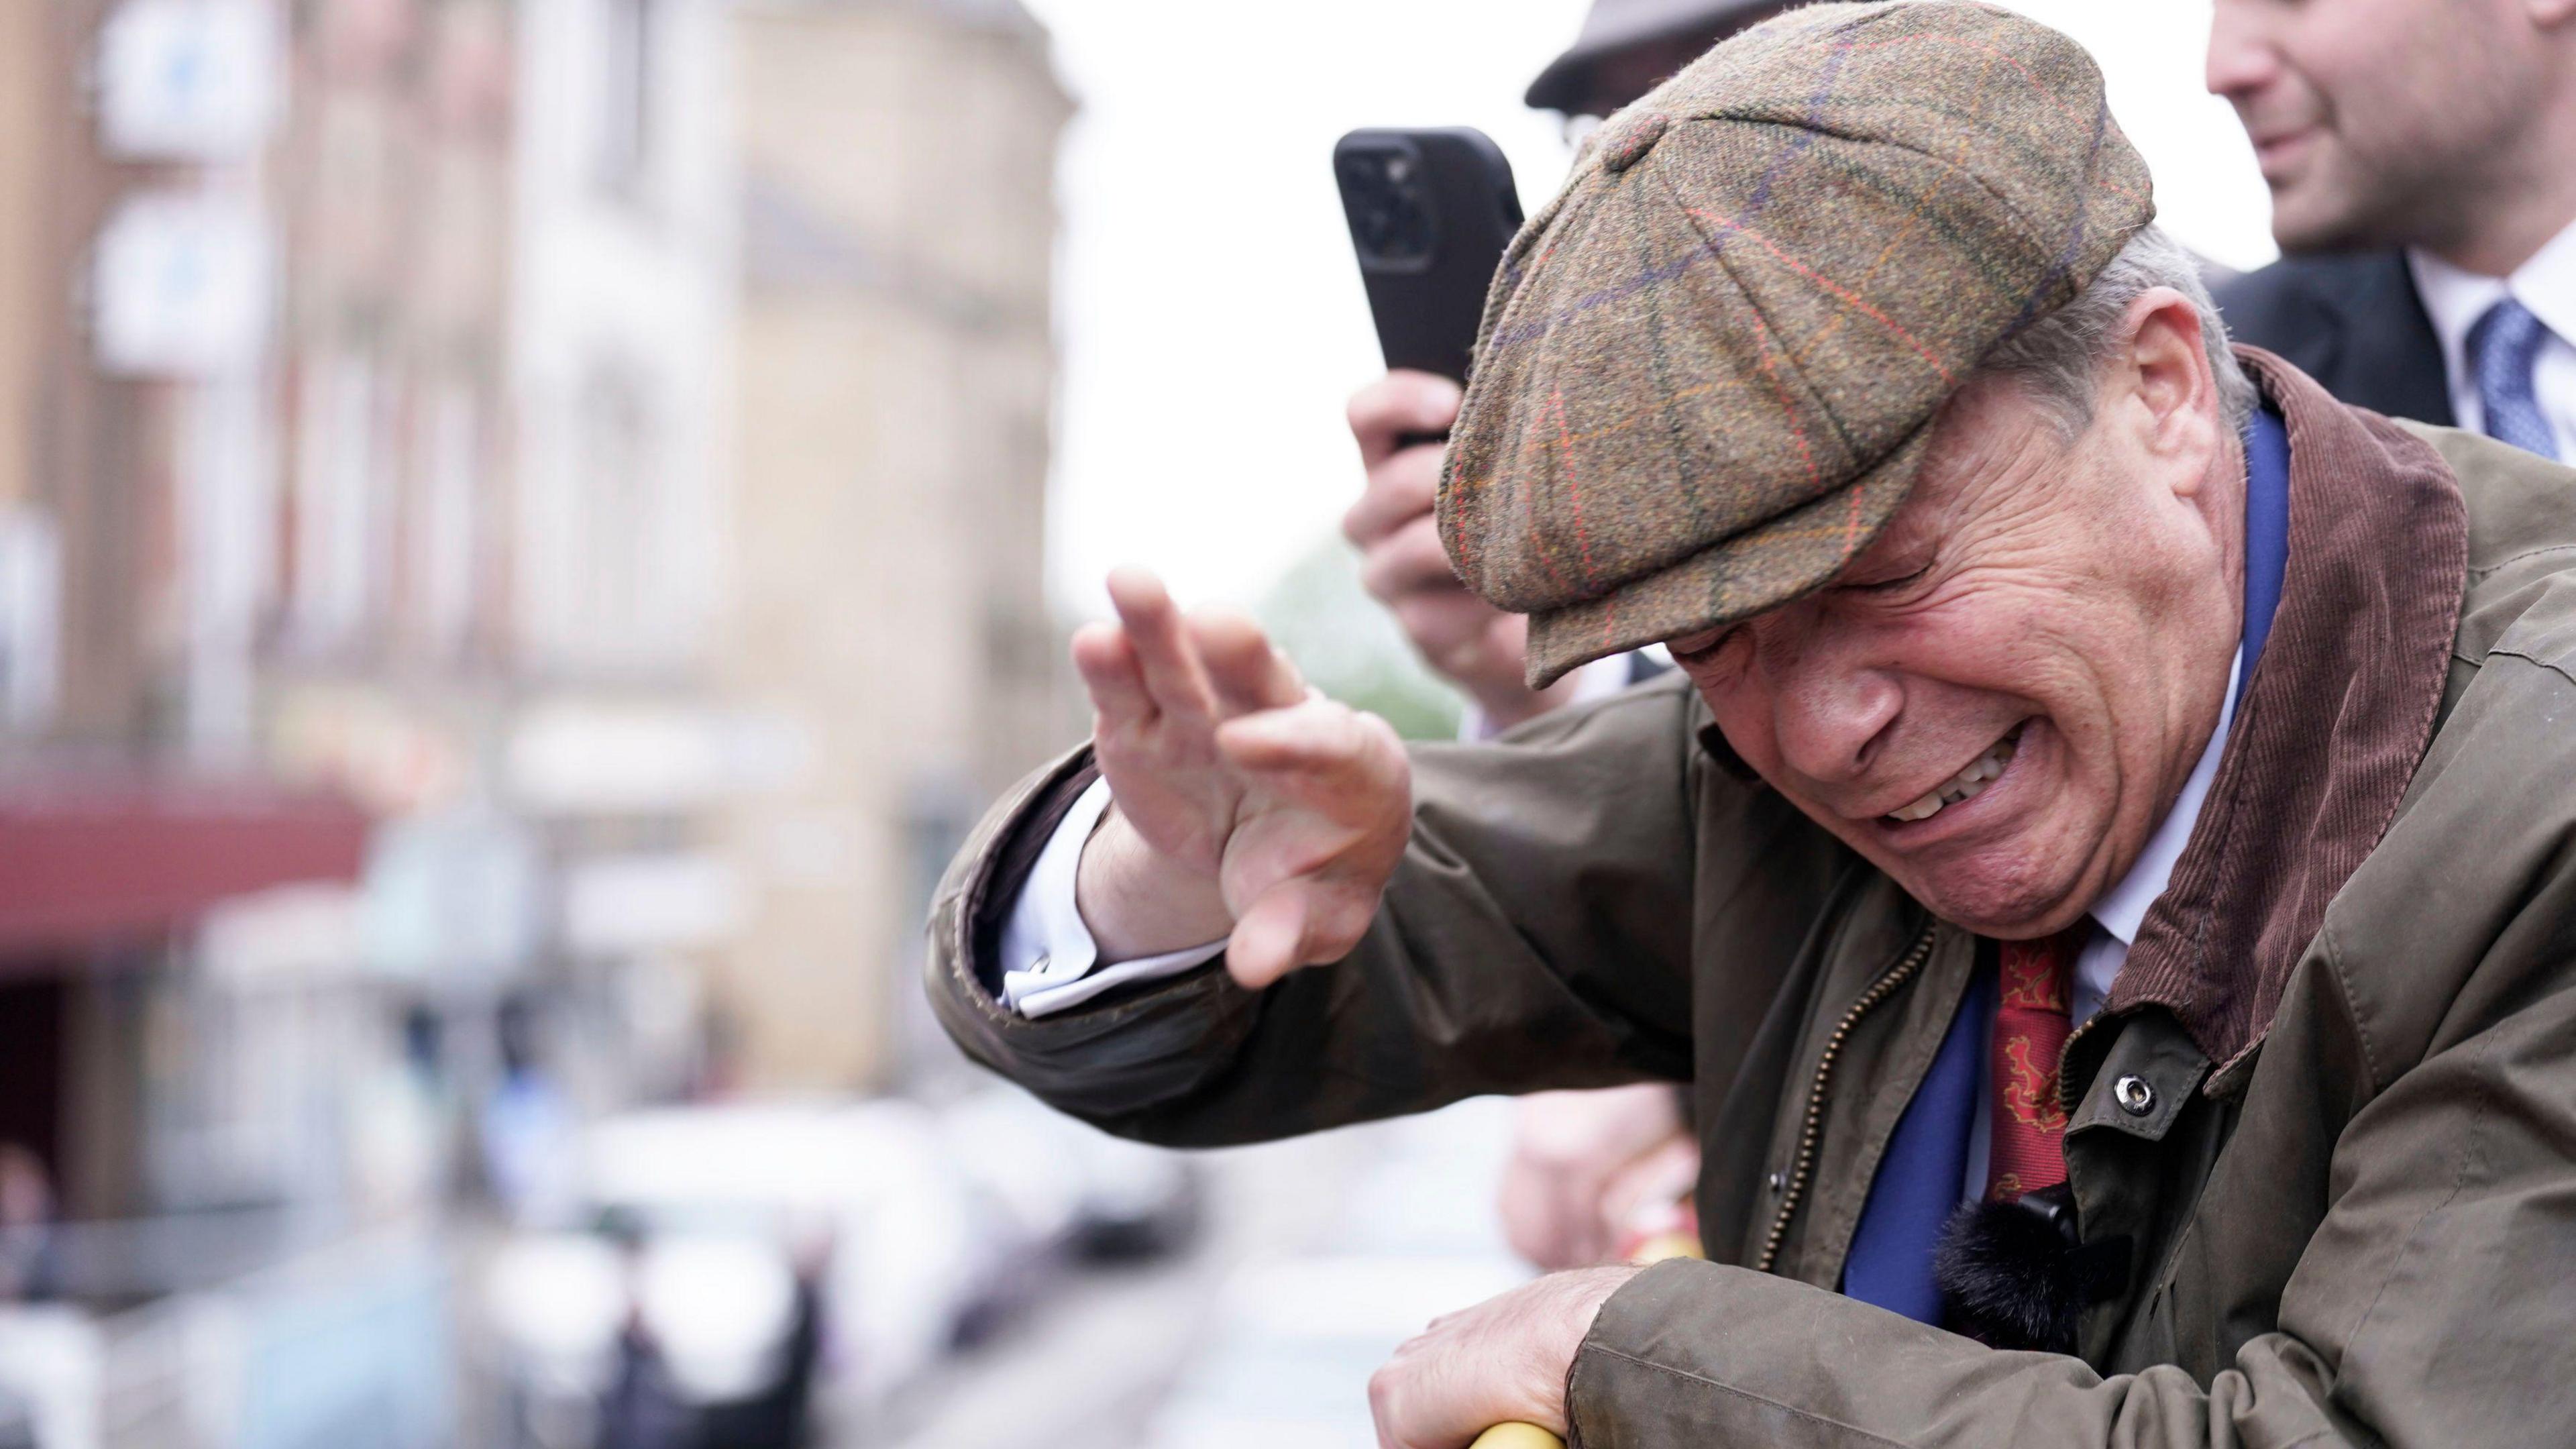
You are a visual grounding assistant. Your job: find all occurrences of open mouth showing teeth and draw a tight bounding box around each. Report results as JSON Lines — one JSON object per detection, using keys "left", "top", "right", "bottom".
{"left": 1884, "top": 724, "right": 2024, "bottom": 825}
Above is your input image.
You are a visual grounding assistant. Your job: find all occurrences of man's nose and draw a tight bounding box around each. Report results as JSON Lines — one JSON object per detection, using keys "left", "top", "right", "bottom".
{"left": 2204, "top": 0, "right": 2278, "bottom": 103}
{"left": 1760, "top": 627, "right": 1902, "bottom": 788}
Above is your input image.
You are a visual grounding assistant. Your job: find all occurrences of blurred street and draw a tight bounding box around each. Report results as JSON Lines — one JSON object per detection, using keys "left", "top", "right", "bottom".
{"left": 872, "top": 1099, "right": 1524, "bottom": 1449}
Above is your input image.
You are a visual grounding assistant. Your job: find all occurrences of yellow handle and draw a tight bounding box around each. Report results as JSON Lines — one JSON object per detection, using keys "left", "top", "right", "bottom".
{"left": 1469, "top": 1426, "right": 1565, "bottom": 1449}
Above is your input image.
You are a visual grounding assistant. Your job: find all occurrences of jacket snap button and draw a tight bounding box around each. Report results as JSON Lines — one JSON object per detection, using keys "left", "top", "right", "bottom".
{"left": 2113, "top": 1075, "right": 2156, "bottom": 1116}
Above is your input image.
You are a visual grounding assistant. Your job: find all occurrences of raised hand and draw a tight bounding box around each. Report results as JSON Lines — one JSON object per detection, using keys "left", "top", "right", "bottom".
{"left": 1070, "top": 568, "right": 1412, "bottom": 990}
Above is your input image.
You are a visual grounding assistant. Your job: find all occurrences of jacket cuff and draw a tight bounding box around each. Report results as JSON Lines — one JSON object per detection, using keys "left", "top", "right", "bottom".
{"left": 1566, "top": 1258, "right": 2106, "bottom": 1448}
{"left": 923, "top": 745, "right": 1262, "bottom": 1128}
{"left": 967, "top": 753, "right": 1104, "bottom": 1000}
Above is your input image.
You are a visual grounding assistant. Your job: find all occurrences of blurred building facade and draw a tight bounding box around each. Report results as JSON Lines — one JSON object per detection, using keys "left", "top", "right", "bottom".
{"left": 0, "top": 3, "right": 496, "bottom": 1443}
{"left": 500, "top": 0, "right": 740, "bottom": 1117}
{"left": 719, "top": 0, "right": 1072, "bottom": 1091}
{"left": 0, "top": 0, "right": 1073, "bottom": 1440}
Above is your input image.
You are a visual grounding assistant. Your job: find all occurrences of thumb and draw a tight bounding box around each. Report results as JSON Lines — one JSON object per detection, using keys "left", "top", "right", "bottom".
{"left": 1227, "top": 874, "right": 1384, "bottom": 989}
{"left": 1226, "top": 880, "right": 1320, "bottom": 990}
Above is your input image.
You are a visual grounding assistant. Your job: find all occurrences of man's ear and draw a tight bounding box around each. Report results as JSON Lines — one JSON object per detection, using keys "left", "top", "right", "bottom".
{"left": 2119, "top": 287, "right": 2222, "bottom": 474}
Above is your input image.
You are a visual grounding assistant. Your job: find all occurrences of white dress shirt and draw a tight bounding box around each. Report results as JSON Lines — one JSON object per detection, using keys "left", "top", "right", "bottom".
{"left": 996, "top": 780, "right": 1228, "bottom": 1017}
{"left": 2408, "top": 219, "right": 2576, "bottom": 460}
{"left": 1001, "top": 649, "right": 2242, "bottom": 1067}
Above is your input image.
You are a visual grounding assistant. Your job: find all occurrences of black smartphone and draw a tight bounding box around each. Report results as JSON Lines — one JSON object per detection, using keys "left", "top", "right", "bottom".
{"left": 1334, "top": 127, "right": 1523, "bottom": 388}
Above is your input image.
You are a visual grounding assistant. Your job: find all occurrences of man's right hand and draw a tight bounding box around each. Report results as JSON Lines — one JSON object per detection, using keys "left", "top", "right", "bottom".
{"left": 1071, "top": 568, "right": 1412, "bottom": 991}
{"left": 1345, "top": 372, "right": 1579, "bottom": 732}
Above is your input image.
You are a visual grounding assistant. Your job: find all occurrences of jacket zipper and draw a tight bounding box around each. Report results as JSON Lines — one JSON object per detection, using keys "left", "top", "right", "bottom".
{"left": 1753, "top": 918, "right": 1942, "bottom": 1275}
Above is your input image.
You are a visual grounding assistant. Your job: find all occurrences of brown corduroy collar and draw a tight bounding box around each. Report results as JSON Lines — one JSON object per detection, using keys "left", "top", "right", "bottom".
{"left": 2106, "top": 347, "right": 2469, "bottom": 1081}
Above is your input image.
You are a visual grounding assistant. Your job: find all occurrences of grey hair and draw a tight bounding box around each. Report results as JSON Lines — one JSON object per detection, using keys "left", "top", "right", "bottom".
{"left": 1974, "top": 224, "right": 2258, "bottom": 437}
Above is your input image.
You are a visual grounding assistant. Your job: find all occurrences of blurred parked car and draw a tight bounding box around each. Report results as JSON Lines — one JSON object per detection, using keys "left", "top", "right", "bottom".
{"left": 480, "top": 1091, "right": 1199, "bottom": 1447}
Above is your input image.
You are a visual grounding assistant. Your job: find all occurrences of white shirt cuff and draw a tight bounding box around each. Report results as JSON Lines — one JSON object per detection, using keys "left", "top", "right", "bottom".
{"left": 996, "top": 777, "right": 1228, "bottom": 1018}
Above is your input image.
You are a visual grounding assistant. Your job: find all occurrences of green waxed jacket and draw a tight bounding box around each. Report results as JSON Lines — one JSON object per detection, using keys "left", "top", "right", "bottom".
{"left": 925, "top": 362, "right": 2576, "bottom": 1447}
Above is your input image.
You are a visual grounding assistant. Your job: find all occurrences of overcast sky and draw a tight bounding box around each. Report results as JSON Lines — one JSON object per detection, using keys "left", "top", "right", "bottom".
{"left": 1017, "top": 0, "right": 2279, "bottom": 620}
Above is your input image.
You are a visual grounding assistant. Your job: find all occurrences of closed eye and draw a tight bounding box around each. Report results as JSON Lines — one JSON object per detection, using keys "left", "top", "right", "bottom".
{"left": 1846, "top": 563, "right": 1931, "bottom": 594}
{"left": 1668, "top": 627, "right": 1739, "bottom": 665}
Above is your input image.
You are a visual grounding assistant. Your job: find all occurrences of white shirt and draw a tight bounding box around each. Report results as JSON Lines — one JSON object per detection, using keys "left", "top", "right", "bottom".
{"left": 996, "top": 779, "right": 1222, "bottom": 1017}
{"left": 2408, "top": 219, "right": 2576, "bottom": 460}
{"left": 1000, "top": 651, "right": 2242, "bottom": 1043}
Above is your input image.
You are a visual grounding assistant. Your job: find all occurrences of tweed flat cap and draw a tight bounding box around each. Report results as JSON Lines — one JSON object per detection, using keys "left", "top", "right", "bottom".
{"left": 1442, "top": 1, "right": 2154, "bottom": 688}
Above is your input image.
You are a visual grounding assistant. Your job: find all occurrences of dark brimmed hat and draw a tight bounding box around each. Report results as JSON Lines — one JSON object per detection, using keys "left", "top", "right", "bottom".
{"left": 1442, "top": 1, "right": 2154, "bottom": 688}
{"left": 1525, "top": 0, "right": 1790, "bottom": 115}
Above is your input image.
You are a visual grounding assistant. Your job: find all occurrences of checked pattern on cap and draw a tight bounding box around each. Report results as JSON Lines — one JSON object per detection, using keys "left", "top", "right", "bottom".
{"left": 1438, "top": 1, "right": 2154, "bottom": 688}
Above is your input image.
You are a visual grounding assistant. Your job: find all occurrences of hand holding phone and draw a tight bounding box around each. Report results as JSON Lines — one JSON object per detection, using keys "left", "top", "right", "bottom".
{"left": 1335, "top": 129, "right": 1574, "bottom": 727}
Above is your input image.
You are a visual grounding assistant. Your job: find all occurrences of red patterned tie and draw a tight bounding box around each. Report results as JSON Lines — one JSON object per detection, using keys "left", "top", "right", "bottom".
{"left": 1985, "top": 927, "right": 2086, "bottom": 1201}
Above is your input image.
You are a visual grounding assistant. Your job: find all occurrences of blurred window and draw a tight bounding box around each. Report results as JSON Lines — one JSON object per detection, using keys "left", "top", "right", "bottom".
{"left": 896, "top": 782, "right": 979, "bottom": 1082}
{"left": 291, "top": 347, "right": 388, "bottom": 651}
{"left": 574, "top": 367, "right": 667, "bottom": 662}
{"left": 144, "top": 971, "right": 362, "bottom": 1210}
{"left": 521, "top": 362, "right": 704, "bottom": 672}
{"left": 411, "top": 383, "right": 482, "bottom": 657}
{"left": 0, "top": 507, "right": 59, "bottom": 732}
{"left": 597, "top": 0, "right": 659, "bottom": 199}
{"left": 95, "top": 0, "right": 282, "bottom": 163}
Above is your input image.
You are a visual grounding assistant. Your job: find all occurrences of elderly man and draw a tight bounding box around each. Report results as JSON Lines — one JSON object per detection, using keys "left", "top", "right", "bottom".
{"left": 930, "top": 5, "right": 2576, "bottom": 1446}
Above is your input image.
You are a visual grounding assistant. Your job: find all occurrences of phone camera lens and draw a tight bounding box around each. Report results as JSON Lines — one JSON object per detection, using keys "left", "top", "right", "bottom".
{"left": 1341, "top": 144, "right": 1436, "bottom": 267}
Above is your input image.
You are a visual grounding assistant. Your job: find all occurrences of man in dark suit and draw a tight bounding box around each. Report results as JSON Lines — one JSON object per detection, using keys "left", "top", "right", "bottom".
{"left": 2208, "top": 255, "right": 2453, "bottom": 427}
{"left": 2205, "top": 0, "right": 2575, "bottom": 459}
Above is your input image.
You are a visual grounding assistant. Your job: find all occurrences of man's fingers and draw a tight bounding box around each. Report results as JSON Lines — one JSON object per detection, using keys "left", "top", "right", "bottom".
{"left": 1214, "top": 699, "right": 1373, "bottom": 777}
{"left": 1348, "top": 370, "right": 1465, "bottom": 468}
{"left": 1189, "top": 608, "right": 1306, "bottom": 716}
{"left": 1070, "top": 621, "right": 1154, "bottom": 731}
{"left": 1216, "top": 706, "right": 1409, "bottom": 843}
{"left": 1342, "top": 445, "right": 1442, "bottom": 548}
{"left": 1105, "top": 566, "right": 1215, "bottom": 722}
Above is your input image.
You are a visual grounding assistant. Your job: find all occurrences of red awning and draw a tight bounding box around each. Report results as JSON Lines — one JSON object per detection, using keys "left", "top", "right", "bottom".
{"left": 0, "top": 775, "right": 370, "bottom": 958}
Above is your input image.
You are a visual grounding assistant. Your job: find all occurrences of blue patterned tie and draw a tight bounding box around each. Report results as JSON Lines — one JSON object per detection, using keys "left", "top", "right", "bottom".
{"left": 2468, "top": 297, "right": 2560, "bottom": 461}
